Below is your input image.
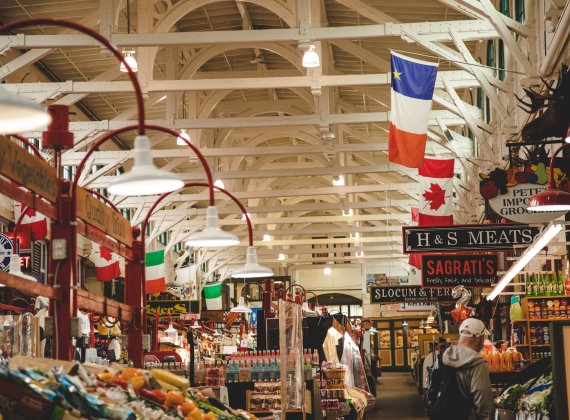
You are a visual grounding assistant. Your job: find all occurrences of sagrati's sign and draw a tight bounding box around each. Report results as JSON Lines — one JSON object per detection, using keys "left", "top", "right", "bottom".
{"left": 421, "top": 254, "right": 497, "bottom": 288}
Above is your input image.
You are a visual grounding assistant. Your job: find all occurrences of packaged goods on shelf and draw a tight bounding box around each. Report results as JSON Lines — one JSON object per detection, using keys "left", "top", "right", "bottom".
{"left": 0, "top": 355, "right": 256, "bottom": 420}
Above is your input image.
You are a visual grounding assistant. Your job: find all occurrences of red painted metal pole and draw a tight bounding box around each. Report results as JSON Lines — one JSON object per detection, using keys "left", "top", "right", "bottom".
{"left": 125, "top": 227, "right": 144, "bottom": 367}
{"left": 50, "top": 192, "right": 75, "bottom": 361}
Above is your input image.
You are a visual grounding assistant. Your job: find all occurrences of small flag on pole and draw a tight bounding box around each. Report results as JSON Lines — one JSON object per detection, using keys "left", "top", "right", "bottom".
{"left": 146, "top": 249, "right": 166, "bottom": 294}
{"left": 389, "top": 52, "right": 438, "bottom": 168}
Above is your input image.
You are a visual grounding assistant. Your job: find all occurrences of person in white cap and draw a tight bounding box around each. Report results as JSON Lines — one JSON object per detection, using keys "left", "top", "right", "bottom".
{"left": 442, "top": 318, "right": 494, "bottom": 420}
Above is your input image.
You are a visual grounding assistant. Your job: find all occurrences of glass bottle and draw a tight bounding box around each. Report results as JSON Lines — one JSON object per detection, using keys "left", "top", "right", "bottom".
{"left": 546, "top": 272, "right": 554, "bottom": 296}
{"left": 557, "top": 271, "right": 565, "bottom": 296}
{"left": 537, "top": 272, "right": 545, "bottom": 296}
{"left": 526, "top": 273, "right": 534, "bottom": 297}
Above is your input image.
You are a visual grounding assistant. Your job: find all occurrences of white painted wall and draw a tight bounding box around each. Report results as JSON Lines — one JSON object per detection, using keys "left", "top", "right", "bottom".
{"left": 295, "top": 266, "right": 363, "bottom": 299}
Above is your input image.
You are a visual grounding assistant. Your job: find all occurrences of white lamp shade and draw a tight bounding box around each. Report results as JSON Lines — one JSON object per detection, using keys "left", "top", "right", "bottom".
{"left": 0, "top": 86, "right": 52, "bottom": 134}
{"left": 8, "top": 254, "right": 37, "bottom": 283}
{"left": 214, "top": 179, "right": 225, "bottom": 189}
{"left": 120, "top": 53, "right": 138, "bottom": 72}
{"left": 108, "top": 135, "right": 184, "bottom": 196}
{"left": 302, "top": 47, "right": 320, "bottom": 68}
{"left": 231, "top": 246, "right": 274, "bottom": 278}
{"left": 402, "top": 320, "right": 408, "bottom": 326}
{"left": 185, "top": 206, "right": 240, "bottom": 247}
{"left": 230, "top": 296, "right": 252, "bottom": 313}
{"left": 177, "top": 130, "right": 190, "bottom": 145}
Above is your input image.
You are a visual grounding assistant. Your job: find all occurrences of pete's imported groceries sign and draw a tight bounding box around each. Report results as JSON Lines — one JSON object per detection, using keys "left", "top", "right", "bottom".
{"left": 370, "top": 286, "right": 454, "bottom": 304}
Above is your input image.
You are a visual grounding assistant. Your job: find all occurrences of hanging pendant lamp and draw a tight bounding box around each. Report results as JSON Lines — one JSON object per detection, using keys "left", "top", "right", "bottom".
{"left": 231, "top": 246, "right": 273, "bottom": 278}
{"left": 0, "top": 86, "right": 52, "bottom": 134}
{"left": 184, "top": 206, "right": 240, "bottom": 247}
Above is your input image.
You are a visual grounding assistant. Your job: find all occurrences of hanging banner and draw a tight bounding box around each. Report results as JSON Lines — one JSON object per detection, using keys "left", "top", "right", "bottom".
{"left": 0, "top": 135, "right": 58, "bottom": 203}
{"left": 421, "top": 254, "right": 497, "bottom": 288}
{"left": 75, "top": 187, "right": 132, "bottom": 247}
{"left": 403, "top": 223, "right": 541, "bottom": 253}
{"left": 370, "top": 286, "right": 455, "bottom": 303}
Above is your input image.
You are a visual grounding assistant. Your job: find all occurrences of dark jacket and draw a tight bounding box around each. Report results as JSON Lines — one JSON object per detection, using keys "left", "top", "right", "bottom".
{"left": 442, "top": 345, "right": 494, "bottom": 420}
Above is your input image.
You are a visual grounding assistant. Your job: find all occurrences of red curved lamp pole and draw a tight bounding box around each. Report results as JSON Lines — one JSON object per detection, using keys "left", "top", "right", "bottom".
{"left": 140, "top": 182, "right": 252, "bottom": 327}
{"left": 285, "top": 284, "right": 306, "bottom": 304}
{"left": 10, "top": 134, "right": 45, "bottom": 161}
{"left": 0, "top": 18, "right": 145, "bottom": 135}
{"left": 546, "top": 143, "right": 569, "bottom": 189}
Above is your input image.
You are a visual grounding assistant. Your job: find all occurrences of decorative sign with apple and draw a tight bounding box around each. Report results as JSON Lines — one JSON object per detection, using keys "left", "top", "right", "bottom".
{"left": 479, "top": 153, "right": 568, "bottom": 223}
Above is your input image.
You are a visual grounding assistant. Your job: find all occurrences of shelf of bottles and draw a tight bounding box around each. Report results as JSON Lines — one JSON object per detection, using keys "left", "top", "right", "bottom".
{"left": 508, "top": 271, "right": 570, "bottom": 362}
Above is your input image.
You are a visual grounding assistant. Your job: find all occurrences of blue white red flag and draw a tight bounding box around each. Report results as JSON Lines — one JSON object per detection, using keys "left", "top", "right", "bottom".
{"left": 389, "top": 52, "right": 438, "bottom": 168}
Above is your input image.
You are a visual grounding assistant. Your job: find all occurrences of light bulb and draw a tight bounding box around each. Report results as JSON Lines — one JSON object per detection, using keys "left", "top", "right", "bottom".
{"left": 333, "top": 175, "right": 345, "bottom": 186}
{"left": 343, "top": 209, "right": 353, "bottom": 217}
{"left": 214, "top": 179, "right": 225, "bottom": 189}
{"left": 324, "top": 267, "right": 331, "bottom": 275}
{"left": 278, "top": 254, "right": 285, "bottom": 260}
{"left": 241, "top": 213, "right": 251, "bottom": 220}
{"left": 262, "top": 235, "right": 271, "bottom": 242}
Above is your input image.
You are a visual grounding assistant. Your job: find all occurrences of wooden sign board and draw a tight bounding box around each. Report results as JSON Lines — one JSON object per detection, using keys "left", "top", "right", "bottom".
{"left": 403, "top": 223, "right": 541, "bottom": 253}
{"left": 0, "top": 135, "right": 58, "bottom": 203}
{"left": 421, "top": 254, "right": 497, "bottom": 288}
{"left": 75, "top": 187, "right": 132, "bottom": 247}
{"left": 370, "top": 286, "right": 455, "bottom": 304}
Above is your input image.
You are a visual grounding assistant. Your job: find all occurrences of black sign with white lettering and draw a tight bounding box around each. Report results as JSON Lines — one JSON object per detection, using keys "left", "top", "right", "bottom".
{"left": 403, "top": 224, "right": 541, "bottom": 253}
{"left": 421, "top": 254, "right": 497, "bottom": 288}
{"left": 370, "top": 286, "right": 455, "bottom": 303}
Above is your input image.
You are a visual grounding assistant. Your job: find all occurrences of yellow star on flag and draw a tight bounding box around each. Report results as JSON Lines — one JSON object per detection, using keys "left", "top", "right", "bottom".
{"left": 393, "top": 69, "right": 402, "bottom": 80}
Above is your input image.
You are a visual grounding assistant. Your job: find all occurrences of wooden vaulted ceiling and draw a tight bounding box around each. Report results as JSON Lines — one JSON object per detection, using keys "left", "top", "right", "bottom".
{"left": 0, "top": 0, "right": 529, "bottom": 278}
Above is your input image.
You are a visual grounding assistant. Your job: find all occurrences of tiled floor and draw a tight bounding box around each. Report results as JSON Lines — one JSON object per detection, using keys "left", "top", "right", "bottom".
{"left": 367, "top": 372, "right": 428, "bottom": 420}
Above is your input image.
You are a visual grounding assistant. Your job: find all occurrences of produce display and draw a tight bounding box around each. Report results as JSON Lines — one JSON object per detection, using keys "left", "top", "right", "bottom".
{"left": 495, "top": 374, "right": 553, "bottom": 418}
{"left": 0, "top": 355, "right": 257, "bottom": 420}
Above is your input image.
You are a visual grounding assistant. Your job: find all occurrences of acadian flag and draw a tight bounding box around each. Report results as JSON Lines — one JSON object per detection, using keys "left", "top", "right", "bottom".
{"left": 203, "top": 282, "right": 223, "bottom": 310}
{"left": 92, "top": 242, "right": 121, "bottom": 282}
{"left": 146, "top": 249, "right": 166, "bottom": 294}
{"left": 389, "top": 52, "right": 438, "bottom": 168}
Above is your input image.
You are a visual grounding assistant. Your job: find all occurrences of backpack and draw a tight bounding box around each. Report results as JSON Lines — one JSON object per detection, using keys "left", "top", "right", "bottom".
{"left": 425, "top": 354, "right": 471, "bottom": 420}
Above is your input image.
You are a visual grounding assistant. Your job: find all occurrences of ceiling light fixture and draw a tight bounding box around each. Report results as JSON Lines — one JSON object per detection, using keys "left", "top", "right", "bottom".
{"left": 527, "top": 142, "right": 570, "bottom": 211}
{"left": 185, "top": 206, "right": 240, "bottom": 247}
{"left": 120, "top": 49, "right": 138, "bottom": 72}
{"left": 302, "top": 44, "right": 320, "bottom": 68}
{"left": 241, "top": 213, "right": 251, "bottom": 221}
{"left": 333, "top": 175, "right": 345, "bottom": 186}
{"left": 214, "top": 179, "right": 225, "bottom": 189}
{"left": 262, "top": 235, "right": 271, "bottom": 242}
{"left": 231, "top": 246, "right": 274, "bottom": 278}
{"left": 350, "top": 232, "right": 360, "bottom": 240}
{"left": 278, "top": 253, "right": 285, "bottom": 260}
{"left": 324, "top": 267, "right": 332, "bottom": 275}
{"left": 108, "top": 135, "right": 184, "bottom": 195}
{"left": 0, "top": 86, "right": 52, "bottom": 134}
{"left": 486, "top": 221, "right": 563, "bottom": 301}
{"left": 321, "top": 130, "right": 335, "bottom": 141}
{"left": 230, "top": 296, "right": 252, "bottom": 313}
{"left": 177, "top": 129, "right": 190, "bottom": 146}
{"left": 355, "top": 251, "right": 364, "bottom": 257}
{"left": 343, "top": 209, "right": 353, "bottom": 217}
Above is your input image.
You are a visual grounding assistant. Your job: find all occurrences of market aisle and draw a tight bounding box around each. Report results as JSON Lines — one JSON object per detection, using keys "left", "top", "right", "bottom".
{"left": 368, "top": 372, "right": 428, "bottom": 420}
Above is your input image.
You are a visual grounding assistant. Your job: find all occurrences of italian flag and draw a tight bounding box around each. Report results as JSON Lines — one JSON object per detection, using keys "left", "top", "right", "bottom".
{"left": 204, "top": 282, "right": 223, "bottom": 310}
{"left": 93, "top": 242, "right": 121, "bottom": 282}
{"left": 146, "top": 250, "right": 166, "bottom": 294}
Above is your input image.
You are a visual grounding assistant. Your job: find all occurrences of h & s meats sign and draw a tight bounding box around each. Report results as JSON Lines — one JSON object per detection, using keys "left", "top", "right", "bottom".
{"left": 421, "top": 254, "right": 497, "bottom": 288}
{"left": 403, "top": 223, "right": 541, "bottom": 253}
{"left": 370, "top": 286, "right": 454, "bottom": 303}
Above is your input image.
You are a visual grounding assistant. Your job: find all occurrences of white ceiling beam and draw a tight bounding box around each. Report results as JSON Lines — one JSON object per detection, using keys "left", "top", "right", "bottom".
{"left": 333, "top": 0, "right": 401, "bottom": 24}
{"left": 5, "top": 70, "right": 479, "bottom": 95}
{"left": 22, "top": 111, "right": 464, "bottom": 134}
{"left": 0, "top": 20, "right": 499, "bottom": 49}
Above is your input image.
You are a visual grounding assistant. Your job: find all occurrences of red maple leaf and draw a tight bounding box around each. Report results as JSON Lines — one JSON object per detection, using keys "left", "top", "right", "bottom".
{"left": 99, "top": 246, "right": 114, "bottom": 262}
{"left": 422, "top": 183, "right": 448, "bottom": 210}
{"left": 25, "top": 209, "right": 36, "bottom": 218}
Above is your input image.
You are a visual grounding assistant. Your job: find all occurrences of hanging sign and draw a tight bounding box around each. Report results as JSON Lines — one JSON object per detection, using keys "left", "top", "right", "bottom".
{"left": 146, "top": 300, "right": 193, "bottom": 317}
{"left": 421, "top": 254, "right": 497, "bottom": 288}
{"left": 480, "top": 159, "right": 568, "bottom": 223}
{"left": 0, "top": 233, "right": 13, "bottom": 272}
{"left": 0, "top": 135, "right": 58, "bottom": 203}
{"left": 403, "top": 223, "right": 541, "bottom": 253}
{"left": 75, "top": 187, "right": 132, "bottom": 247}
{"left": 370, "top": 286, "right": 455, "bottom": 303}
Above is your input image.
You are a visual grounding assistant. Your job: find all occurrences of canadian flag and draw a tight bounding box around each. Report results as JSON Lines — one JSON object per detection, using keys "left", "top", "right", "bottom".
{"left": 92, "top": 242, "right": 121, "bottom": 282}
{"left": 14, "top": 203, "right": 47, "bottom": 241}
{"left": 409, "top": 157, "right": 454, "bottom": 270}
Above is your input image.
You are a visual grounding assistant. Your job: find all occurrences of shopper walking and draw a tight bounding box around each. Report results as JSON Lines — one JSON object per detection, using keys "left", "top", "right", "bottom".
{"left": 442, "top": 318, "right": 494, "bottom": 420}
